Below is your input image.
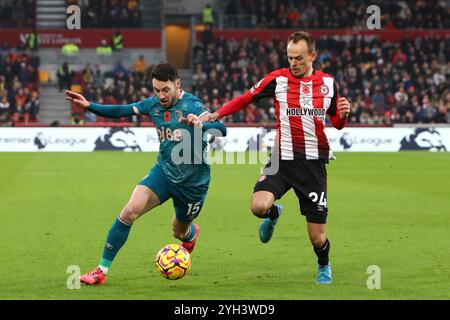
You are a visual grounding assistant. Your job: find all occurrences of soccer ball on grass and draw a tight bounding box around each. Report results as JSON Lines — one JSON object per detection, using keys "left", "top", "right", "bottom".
{"left": 155, "top": 244, "right": 191, "bottom": 280}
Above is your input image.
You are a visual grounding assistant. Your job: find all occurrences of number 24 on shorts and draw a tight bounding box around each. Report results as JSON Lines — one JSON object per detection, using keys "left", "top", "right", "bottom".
{"left": 308, "top": 192, "right": 327, "bottom": 206}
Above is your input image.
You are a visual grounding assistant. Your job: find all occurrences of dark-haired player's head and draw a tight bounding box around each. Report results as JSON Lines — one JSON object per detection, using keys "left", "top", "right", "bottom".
{"left": 151, "top": 63, "right": 181, "bottom": 108}
{"left": 286, "top": 31, "right": 317, "bottom": 78}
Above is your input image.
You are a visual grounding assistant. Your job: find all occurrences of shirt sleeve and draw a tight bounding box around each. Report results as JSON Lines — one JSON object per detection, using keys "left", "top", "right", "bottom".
{"left": 188, "top": 96, "right": 210, "bottom": 117}
{"left": 87, "top": 99, "right": 150, "bottom": 118}
{"left": 326, "top": 81, "right": 339, "bottom": 116}
{"left": 326, "top": 80, "right": 347, "bottom": 130}
{"left": 217, "top": 71, "right": 278, "bottom": 117}
{"left": 203, "top": 121, "right": 227, "bottom": 136}
{"left": 131, "top": 98, "right": 153, "bottom": 115}
{"left": 248, "top": 72, "right": 277, "bottom": 102}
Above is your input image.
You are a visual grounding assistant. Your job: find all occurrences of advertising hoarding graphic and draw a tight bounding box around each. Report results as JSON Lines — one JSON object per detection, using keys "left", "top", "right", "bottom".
{"left": 0, "top": 127, "right": 449, "bottom": 152}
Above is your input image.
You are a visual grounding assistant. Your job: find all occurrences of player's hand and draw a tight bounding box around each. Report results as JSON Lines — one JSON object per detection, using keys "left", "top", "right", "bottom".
{"left": 180, "top": 113, "right": 203, "bottom": 128}
{"left": 201, "top": 111, "right": 222, "bottom": 122}
{"left": 65, "top": 90, "right": 90, "bottom": 108}
{"left": 338, "top": 97, "right": 350, "bottom": 120}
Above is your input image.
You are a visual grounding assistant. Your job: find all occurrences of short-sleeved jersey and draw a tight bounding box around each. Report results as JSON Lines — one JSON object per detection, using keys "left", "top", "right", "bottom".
{"left": 132, "top": 91, "right": 210, "bottom": 186}
{"left": 249, "top": 68, "right": 340, "bottom": 160}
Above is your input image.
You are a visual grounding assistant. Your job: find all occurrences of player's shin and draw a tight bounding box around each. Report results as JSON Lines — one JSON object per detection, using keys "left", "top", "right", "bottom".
{"left": 99, "top": 216, "right": 132, "bottom": 273}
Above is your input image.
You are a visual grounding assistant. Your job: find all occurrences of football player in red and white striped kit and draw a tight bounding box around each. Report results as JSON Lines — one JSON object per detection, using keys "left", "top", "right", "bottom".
{"left": 204, "top": 31, "right": 350, "bottom": 284}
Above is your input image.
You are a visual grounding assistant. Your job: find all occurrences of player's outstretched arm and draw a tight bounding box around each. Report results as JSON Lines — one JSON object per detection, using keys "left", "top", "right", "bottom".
{"left": 202, "top": 92, "right": 254, "bottom": 122}
{"left": 181, "top": 113, "right": 227, "bottom": 137}
{"left": 65, "top": 90, "right": 138, "bottom": 119}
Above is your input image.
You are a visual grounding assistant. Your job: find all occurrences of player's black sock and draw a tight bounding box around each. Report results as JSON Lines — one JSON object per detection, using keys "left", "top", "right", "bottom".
{"left": 262, "top": 205, "right": 280, "bottom": 220}
{"left": 313, "top": 238, "right": 330, "bottom": 266}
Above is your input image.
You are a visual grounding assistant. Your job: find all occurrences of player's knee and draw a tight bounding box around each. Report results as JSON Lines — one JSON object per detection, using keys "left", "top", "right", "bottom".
{"left": 120, "top": 203, "right": 143, "bottom": 223}
{"left": 309, "top": 233, "right": 326, "bottom": 248}
{"left": 251, "top": 202, "right": 270, "bottom": 218}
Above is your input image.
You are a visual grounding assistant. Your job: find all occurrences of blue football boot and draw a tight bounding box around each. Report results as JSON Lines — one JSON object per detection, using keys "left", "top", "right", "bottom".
{"left": 259, "top": 204, "right": 283, "bottom": 243}
{"left": 316, "top": 264, "right": 332, "bottom": 284}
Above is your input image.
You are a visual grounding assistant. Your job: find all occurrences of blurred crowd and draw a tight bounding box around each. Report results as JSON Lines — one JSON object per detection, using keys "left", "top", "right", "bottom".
{"left": 193, "top": 32, "right": 449, "bottom": 125}
{"left": 64, "top": 56, "right": 153, "bottom": 124}
{"left": 0, "top": 0, "right": 449, "bottom": 127}
{"left": 0, "top": 0, "right": 36, "bottom": 28}
{"left": 0, "top": 47, "right": 40, "bottom": 126}
{"left": 66, "top": 0, "right": 141, "bottom": 28}
{"left": 0, "top": 0, "right": 141, "bottom": 29}
{"left": 229, "top": 0, "right": 449, "bottom": 29}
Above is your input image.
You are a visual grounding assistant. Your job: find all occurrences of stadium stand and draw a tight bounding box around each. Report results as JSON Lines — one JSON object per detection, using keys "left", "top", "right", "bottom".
{"left": 67, "top": 0, "right": 142, "bottom": 28}
{"left": 0, "top": 47, "right": 40, "bottom": 126}
{"left": 0, "top": 0, "right": 448, "bottom": 126}
{"left": 0, "top": 0, "right": 36, "bottom": 28}
{"left": 193, "top": 30, "right": 449, "bottom": 125}
{"left": 68, "top": 57, "right": 154, "bottom": 125}
{"left": 228, "top": 0, "right": 449, "bottom": 29}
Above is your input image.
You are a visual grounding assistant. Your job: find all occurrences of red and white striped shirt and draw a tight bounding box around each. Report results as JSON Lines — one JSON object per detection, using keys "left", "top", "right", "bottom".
{"left": 218, "top": 68, "right": 347, "bottom": 160}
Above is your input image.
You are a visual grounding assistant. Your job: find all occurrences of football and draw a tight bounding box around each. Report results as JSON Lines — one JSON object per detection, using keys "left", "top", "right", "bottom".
{"left": 155, "top": 244, "right": 191, "bottom": 280}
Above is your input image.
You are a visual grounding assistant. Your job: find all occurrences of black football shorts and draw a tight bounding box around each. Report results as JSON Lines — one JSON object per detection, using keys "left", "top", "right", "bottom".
{"left": 254, "top": 158, "right": 329, "bottom": 224}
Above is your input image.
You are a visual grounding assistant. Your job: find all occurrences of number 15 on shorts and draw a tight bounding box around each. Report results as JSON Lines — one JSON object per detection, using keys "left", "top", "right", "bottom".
{"left": 186, "top": 201, "right": 202, "bottom": 216}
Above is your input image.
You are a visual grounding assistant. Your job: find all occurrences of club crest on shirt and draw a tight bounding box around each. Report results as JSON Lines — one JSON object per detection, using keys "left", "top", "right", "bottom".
{"left": 320, "top": 84, "right": 329, "bottom": 96}
{"left": 175, "top": 110, "right": 183, "bottom": 122}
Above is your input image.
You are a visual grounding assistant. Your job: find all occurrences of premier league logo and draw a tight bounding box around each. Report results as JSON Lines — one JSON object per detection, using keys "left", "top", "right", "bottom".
{"left": 34, "top": 132, "right": 47, "bottom": 149}
{"left": 399, "top": 128, "right": 446, "bottom": 151}
{"left": 94, "top": 128, "right": 142, "bottom": 151}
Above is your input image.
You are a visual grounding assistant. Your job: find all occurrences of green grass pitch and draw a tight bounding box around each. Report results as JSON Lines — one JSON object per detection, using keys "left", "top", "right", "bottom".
{"left": 0, "top": 152, "right": 449, "bottom": 300}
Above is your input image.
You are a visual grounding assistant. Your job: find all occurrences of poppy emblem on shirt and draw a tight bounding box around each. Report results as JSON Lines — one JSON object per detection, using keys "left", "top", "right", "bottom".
{"left": 302, "top": 86, "right": 311, "bottom": 94}
{"left": 164, "top": 111, "right": 171, "bottom": 122}
{"left": 320, "top": 85, "right": 329, "bottom": 96}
